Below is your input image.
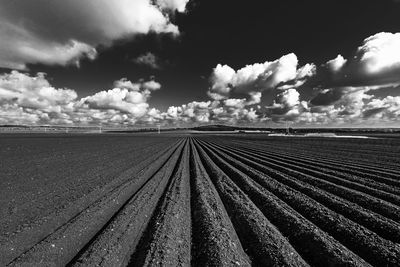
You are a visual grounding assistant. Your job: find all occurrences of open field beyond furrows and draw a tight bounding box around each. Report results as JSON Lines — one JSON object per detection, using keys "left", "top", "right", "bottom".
{"left": 1, "top": 134, "right": 400, "bottom": 266}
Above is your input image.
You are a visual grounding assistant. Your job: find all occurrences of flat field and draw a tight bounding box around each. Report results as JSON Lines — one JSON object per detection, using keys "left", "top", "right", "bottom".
{"left": 1, "top": 133, "right": 400, "bottom": 266}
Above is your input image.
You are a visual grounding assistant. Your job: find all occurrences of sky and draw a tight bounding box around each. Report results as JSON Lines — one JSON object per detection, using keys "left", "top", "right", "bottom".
{"left": 1, "top": 0, "right": 400, "bottom": 128}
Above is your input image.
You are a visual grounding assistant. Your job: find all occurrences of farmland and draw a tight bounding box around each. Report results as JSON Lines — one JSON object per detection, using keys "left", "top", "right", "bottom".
{"left": 1, "top": 133, "right": 400, "bottom": 266}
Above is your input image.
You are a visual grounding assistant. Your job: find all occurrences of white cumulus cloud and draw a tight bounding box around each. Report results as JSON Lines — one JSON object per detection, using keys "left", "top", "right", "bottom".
{"left": 325, "top": 55, "right": 347, "bottom": 73}
{"left": 209, "top": 53, "right": 315, "bottom": 101}
{"left": 157, "top": 0, "right": 190, "bottom": 13}
{"left": 0, "top": 72, "right": 163, "bottom": 126}
{"left": 324, "top": 32, "right": 400, "bottom": 87}
{"left": 357, "top": 32, "right": 400, "bottom": 74}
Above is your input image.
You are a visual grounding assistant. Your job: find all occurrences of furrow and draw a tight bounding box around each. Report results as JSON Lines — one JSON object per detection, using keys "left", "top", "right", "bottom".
{"left": 228, "top": 135, "right": 400, "bottom": 161}
{"left": 203, "top": 139, "right": 400, "bottom": 222}
{"left": 223, "top": 138, "right": 400, "bottom": 186}
{"left": 2, "top": 138, "right": 181, "bottom": 264}
{"left": 128, "top": 139, "right": 191, "bottom": 266}
{"left": 189, "top": 139, "right": 251, "bottom": 266}
{"left": 213, "top": 139, "right": 400, "bottom": 205}
{"left": 68, "top": 139, "right": 185, "bottom": 266}
{"left": 196, "top": 139, "right": 371, "bottom": 266}
{"left": 227, "top": 138, "right": 400, "bottom": 177}
{"left": 198, "top": 139, "right": 400, "bottom": 266}
{"left": 198, "top": 139, "right": 400, "bottom": 244}
{"left": 1, "top": 138, "right": 180, "bottom": 264}
{"left": 6, "top": 139, "right": 185, "bottom": 266}
{"left": 218, "top": 139, "right": 400, "bottom": 190}
{"left": 193, "top": 140, "right": 309, "bottom": 267}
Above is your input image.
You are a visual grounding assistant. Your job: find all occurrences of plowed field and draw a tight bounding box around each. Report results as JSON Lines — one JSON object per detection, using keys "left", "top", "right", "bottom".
{"left": 1, "top": 133, "right": 399, "bottom": 266}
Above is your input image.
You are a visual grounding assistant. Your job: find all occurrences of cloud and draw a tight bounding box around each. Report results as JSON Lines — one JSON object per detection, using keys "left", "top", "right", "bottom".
{"left": 206, "top": 32, "right": 400, "bottom": 126}
{"left": 323, "top": 32, "right": 400, "bottom": 87}
{"left": 223, "top": 98, "right": 246, "bottom": 108}
{"left": 79, "top": 89, "right": 149, "bottom": 116}
{"left": 258, "top": 32, "right": 400, "bottom": 126}
{"left": 133, "top": 52, "right": 162, "bottom": 69}
{"left": 208, "top": 64, "right": 236, "bottom": 99}
{"left": 157, "top": 0, "right": 190, "bottom": 13}
{"left": 0, "top": 71, "right": 77, "bottom": 109}
{"left": 0, "top": 71, "right": 163, "bottom": 126}
{"left": 78, "top": 78, "right": 161, "bottom": 118}
{"left": 113, "top": 78, "right": 141, "bottom": 91}
{"left": 184, "top": 32, "right": 400, "bottom": 126}
{"left": 142, "top": 80, "right": 162, "bottom": 91}
{"left": 246, "top": 92, "right": 262, "bottom": 105}
{"left": 163, "top": 101, "right": 212, "bottom": 123}
{"left": 310, "top": 87, "right": 349, "bottom": 106}
{"left": 0, "top": 71, "right": 78, "bottom": 124}
{"left": 2, "top": 31, "right": 400, "bottom": 127}
{"left": 160, "top": 98, "right": 261, "bottom": 126}
{"left": 0, "top": 0, "right": 190, "bottom": 70}
{"left": 357, "top": 32, "right": 400, "bottom": 74}
{"left": 325, "top": 55, "right": 347, "bottom": 73}
{"left": 264, "top": 88, "right": 307, "bottom": 122}
{"left": 307, "top": 32, "right": 400, "bottom": 123}
{"left": 1, "top": 69, "right": 398, "bottom": 127}
{"left": 0, "top": 71, "right": 261, "bottom": 127}
{"left": 362, "top": 96, "right": 400, "bottom": 120}
{"left": 276, "top": 88, "right": 300, "bottom": 108}
{"left": 209, "top": 53, "right": 316, "bottom": 100}
{"left": 207, "top": 54, "right": 319, "bottom": 124}
{"left": 301, "top": 86, "right": 397, "bottom": 125}
{"left": 141, "top": 31, "right": 400, "bottom": 127}
{"left": 214, "top": 105, "right": 259, "bottom": 124}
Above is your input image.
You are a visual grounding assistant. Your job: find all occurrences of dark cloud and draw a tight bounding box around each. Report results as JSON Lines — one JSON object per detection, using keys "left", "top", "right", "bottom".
{"left": 362, "top": 107, "right": 387, "bottom": 118}
{"left": 133, "top": 52, "right": 162, "bottom": 69}
{"left": 310, "top": 88, "right": 348, "bottom": 106}
{"left": 0, "top": 0, "right": 190, "bottom": 70}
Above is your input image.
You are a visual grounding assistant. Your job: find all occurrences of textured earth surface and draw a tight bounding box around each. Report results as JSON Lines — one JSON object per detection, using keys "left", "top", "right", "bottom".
{"left": 1, "top": 133, "right": 400, "bottom": 266}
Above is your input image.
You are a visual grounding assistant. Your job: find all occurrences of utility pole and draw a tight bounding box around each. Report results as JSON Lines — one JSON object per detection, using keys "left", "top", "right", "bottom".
{"left": 158, "top": 125, "right": 160, "bottom": 134}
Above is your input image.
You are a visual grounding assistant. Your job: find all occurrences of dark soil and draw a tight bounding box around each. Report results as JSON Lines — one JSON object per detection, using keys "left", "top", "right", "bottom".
{"left": 1, "top": 133, "right": 399, "bottom": 266}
